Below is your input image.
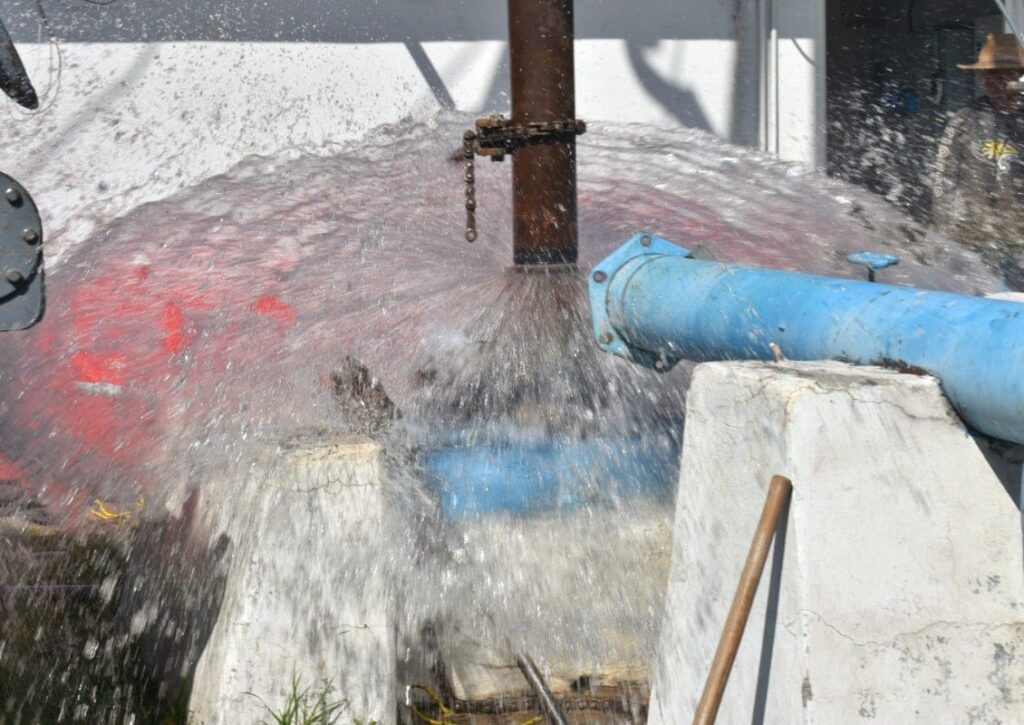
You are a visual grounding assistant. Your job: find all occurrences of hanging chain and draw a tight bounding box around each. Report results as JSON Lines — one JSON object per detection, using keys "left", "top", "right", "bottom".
{"left": 463, "top": 130, "right": 478, "bottom": 243}
{"left": 460, "top": 115, "right": 585, "bottom": 244}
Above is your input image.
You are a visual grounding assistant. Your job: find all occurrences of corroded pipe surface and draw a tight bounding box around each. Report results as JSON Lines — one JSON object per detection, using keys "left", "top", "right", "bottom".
{"left": 508, "top": 0, "right": 578, "bottom": 265}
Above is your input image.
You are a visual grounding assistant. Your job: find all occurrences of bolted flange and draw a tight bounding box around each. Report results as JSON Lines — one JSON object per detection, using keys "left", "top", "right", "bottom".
{"left": 0, "top": 171, "right": 44, "bottom": 330}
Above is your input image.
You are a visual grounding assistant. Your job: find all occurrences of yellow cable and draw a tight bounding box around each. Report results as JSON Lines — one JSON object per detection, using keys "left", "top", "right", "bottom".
{"left": 409, "top": 684, "right": 454, "bottom": 725}
{"left": 89, "top": 496, "right": 144, "bottom": 523}
{"left": 407, "top": 683, "right": 548, "bottom": 725}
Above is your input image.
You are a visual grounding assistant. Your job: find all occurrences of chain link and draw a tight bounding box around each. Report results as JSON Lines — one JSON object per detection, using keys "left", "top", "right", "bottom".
{"left": 463, "top": 130, "right": 478, "bottom": 243}
{"left": 461, "top": 116, "right": 585, "bottom": 245}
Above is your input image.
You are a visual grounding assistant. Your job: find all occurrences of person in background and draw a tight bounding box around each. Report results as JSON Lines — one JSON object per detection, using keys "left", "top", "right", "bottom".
{"left": 933, "top": 33, "right": 1024, "bottom": 280}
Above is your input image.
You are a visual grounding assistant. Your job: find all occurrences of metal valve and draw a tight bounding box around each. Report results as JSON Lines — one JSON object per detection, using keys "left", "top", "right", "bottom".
{"left": 846, "top": 251, "right": 899, "bottom": 282}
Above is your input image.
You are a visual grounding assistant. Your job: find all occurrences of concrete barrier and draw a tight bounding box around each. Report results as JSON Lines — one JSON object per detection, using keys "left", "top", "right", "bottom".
{"left": 650, "top": 361, "right": 1024, "bottom": 723}
{"left": 189, "top": 433, "right": 396, "bottom": 724}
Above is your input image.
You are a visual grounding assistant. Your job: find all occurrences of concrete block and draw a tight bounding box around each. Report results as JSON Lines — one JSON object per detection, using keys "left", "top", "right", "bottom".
{"left": 649, "top": 362, "right": 1024, "bottom": 724}
{"left": 189, "top": 433, "right": 396, "bottom": 724}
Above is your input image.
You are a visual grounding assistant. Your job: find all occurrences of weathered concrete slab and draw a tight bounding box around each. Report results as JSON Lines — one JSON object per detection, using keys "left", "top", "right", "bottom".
{"left": 189, "top": 433, "right": 396, "bottom": 724}
{"left": 650, "top": 361, "right": 1024, "bottom": 724}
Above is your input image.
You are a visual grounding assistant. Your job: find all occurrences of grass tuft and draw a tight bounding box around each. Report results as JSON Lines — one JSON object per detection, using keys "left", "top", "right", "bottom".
{"left": 249, "top": 674, "right": 376, "bottom": 725}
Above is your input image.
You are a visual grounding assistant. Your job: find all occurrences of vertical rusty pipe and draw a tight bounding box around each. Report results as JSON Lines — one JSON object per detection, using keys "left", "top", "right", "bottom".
{"left": 508, "top": 0, "right": 578, "bottom": 266}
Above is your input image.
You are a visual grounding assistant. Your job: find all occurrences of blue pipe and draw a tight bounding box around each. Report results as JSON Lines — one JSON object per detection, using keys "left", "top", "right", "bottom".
{"left": 590, "top": 233, "right": 1024, "bottom": 444}
{"left": 420, "top": 432, "right": 680, "bottom": 518}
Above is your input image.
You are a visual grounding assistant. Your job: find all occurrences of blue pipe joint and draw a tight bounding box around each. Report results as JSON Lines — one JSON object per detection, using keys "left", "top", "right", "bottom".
{"left": 590, "top": 234, "right": 1024, "bottom": 444}
{"left": 589, "top": 232, "right": 691, "bottom": 369}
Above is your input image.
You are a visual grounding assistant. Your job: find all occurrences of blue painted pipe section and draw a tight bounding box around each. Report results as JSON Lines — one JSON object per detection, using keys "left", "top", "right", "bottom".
{"left": 420, "top": 432, "right": 680, "bottom": 518}
{"left": 591, "top": 233, "right": 1024, "bottom": 443}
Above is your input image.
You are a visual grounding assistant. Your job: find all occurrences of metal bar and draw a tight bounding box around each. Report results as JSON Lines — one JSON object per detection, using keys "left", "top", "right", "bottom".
{"left": 993, "top": 0, "right": 1024, "bottom": 54}
{"left": 694, "top": 475, "right": 793, "bottom": 725}
{"left": 0, "top": 16, "right": 39, "bottom": 110}
{"left": 508, "top": 0, "right": 578, "bottom": 266}
{"left": 515, "top": 653, "right": 569, "bottom": 725}
{"left": 589, "top": 234, "right": 1024, "bottom": 444}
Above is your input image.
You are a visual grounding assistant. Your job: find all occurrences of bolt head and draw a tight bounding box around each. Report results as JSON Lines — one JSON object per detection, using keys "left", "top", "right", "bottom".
{"left": 599, "top": 332, "right": 614, "bottom": 344}
{"left": 5, "top": 187, "right": 22, "bottom": 205}
{"left": 21, "top": 228, "right": 39, "bottom": 245}
{"left": 5, "top": 269, "right": 23, "bottom": 284}
{"left": 640, "top": 235, "right": 652, "bottom": 247}
{"left": 592, "top": 270, "right": 607, "bottom": 283}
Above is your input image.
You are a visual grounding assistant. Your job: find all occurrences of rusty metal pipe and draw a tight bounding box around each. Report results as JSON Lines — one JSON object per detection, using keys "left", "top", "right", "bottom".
{"left": 516, "top": 653, "right": 569, "bottom": 725}
{"left": 508, "top": 0, "right": 578, "bottom": 266}
{"left": 694, "top": 475, "right": 793, "bottom": 725}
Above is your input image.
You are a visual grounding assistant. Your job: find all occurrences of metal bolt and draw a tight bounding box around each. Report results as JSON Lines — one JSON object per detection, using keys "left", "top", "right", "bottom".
{"left": 640, "top": 234, "right": 652, "bottom": 247}
{"left": 592, "top": 270, "right": 607, "bottom": 283}
{"left": 5, "top": 187, "right": 22, "bottom": 205}
{"left": 5, "top": 269, "right": 23, "bottom": 284}
{"left": 21, "top": 228, "right": 39, "bottom": 245}
{"left": 599, "top": 332, "right": 614, "bottom": 344}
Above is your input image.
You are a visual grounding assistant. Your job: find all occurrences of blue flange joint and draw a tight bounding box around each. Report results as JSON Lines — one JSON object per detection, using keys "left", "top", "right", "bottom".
{"left": 589, "top": 232, "right": 690, "bottom": 369}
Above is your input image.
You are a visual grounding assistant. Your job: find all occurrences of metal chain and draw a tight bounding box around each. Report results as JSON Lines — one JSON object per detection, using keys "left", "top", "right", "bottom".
{"left": 463, "top": 130, "right": 477, "bottom": 243}
{"left": 461, "top": 116, "right": 585, "bottom": 244}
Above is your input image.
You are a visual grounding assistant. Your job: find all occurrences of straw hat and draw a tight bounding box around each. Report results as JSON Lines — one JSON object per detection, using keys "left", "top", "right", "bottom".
{"left": 958, "top": 33, "right": 1024, "bottom": 71}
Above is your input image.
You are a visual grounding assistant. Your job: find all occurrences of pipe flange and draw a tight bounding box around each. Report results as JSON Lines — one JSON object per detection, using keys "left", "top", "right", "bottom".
{"left": 0, "top": 171, "right": 43, "bottom": 330}
{"left": 588, "top": 232, "right": 690, "bottom": 368}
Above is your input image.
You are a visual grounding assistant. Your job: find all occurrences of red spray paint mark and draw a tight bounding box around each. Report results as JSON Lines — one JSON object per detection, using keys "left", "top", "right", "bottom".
{"left": 70, "top": 351, "right": 128, "bottom": 385}
{"left": 252, "top": 295, "right": 296, "bottom": 324}
{"left": 162, "top": 302, "right": 188, "bottom": 354}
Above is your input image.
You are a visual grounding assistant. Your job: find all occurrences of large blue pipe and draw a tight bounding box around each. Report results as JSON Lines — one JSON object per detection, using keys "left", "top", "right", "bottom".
{"left": 590, "top": 233, "right": 1024, "bottom": 444}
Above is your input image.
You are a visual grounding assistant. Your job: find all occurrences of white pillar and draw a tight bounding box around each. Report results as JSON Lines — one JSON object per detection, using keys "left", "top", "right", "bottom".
{"left": 189, "top": 434, "right": 396, "bottom": 725}
{"left": 650, "top": 361, "right": 1024, "bottom": 723}
{"left": 761, "top": 0, "right": 826, "bottom": 167}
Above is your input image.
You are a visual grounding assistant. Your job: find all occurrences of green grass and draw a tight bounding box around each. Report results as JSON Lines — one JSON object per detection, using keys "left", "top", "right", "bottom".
{"left": 250, "top": 674, "right": 377, "bottom": 725}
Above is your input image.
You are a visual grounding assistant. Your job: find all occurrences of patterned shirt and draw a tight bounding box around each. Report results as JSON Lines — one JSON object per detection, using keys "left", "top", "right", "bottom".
{"left": 932, "top": 97, "right": 1024, "bottom": 250}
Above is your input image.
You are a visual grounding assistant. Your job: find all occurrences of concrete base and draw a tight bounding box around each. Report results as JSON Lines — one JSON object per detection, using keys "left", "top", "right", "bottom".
{"left": 650, "top": 362, "right": 1024, "bottom": 724}
{"left": 188, "top": 433, "right": 396, "bottom": 725}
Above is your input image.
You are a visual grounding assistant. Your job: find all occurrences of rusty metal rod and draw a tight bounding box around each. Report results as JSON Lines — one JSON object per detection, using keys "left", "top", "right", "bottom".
{"left": 515, "top": 654, "right": 569, "bottom": 725}
{"left": 508, "top": 0, "right": 578, "bottom": 266}
{"left": 693, "top": 474, "right": 793, "bottom": 725}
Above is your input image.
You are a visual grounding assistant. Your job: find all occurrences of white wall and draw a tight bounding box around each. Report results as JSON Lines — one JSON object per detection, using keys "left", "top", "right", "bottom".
{"left": 0, "top": 1, "right": 825, "bottom": 255}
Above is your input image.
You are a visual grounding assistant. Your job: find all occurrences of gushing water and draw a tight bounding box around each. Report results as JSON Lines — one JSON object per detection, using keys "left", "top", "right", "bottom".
{"left": 0, "top": 114, "right": 1004, "bottom": 719}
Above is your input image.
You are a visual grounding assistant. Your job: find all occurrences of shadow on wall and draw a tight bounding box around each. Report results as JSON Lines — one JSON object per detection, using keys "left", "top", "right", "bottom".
{"left": 750, "top": 496, "right": 790, "bottom": 725}
{"left": 627, "top": 41, "right": 713, "bottom": 132}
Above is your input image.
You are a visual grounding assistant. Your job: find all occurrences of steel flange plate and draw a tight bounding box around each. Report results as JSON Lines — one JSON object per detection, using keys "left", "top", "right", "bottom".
{"left": 0, "top": 171, "right": 44, "bottom": 330}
